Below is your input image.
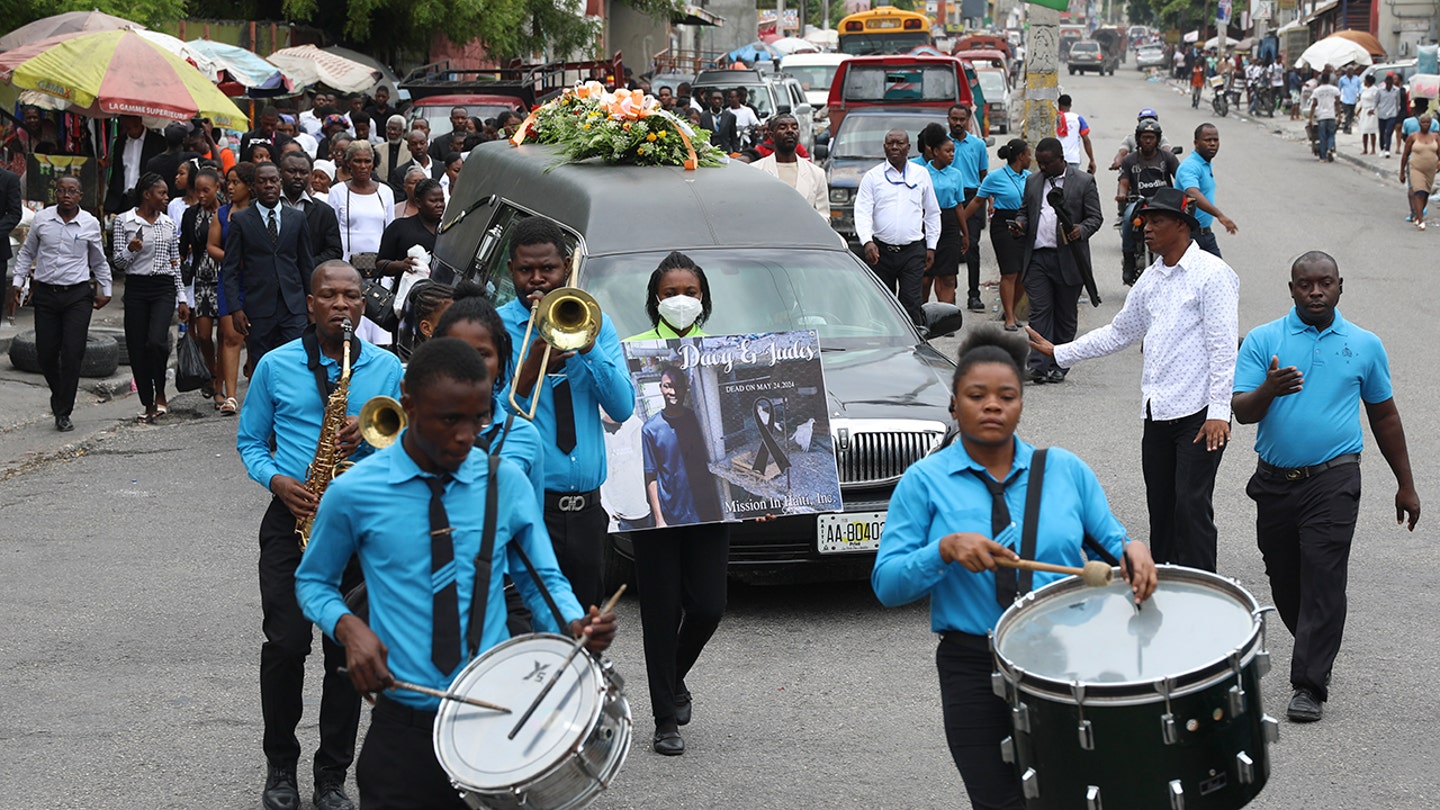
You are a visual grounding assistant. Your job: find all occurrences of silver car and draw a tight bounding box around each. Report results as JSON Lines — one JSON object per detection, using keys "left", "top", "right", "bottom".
{"left": 975, "top": 68, "right": 1012, "bottom": 134}
{"left": 1136, "top": 45, "right": 1167, "bottom": 70}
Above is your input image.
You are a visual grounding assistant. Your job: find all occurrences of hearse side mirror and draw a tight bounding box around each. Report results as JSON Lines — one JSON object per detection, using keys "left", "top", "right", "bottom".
{"left": 922, "top": 302, "right": 964, "bottom": 339}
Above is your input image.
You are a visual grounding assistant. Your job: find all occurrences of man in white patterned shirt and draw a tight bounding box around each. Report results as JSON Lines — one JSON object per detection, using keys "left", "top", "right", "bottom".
{"left": 1028, "top": 188, "right": 1238, "bottom": 571}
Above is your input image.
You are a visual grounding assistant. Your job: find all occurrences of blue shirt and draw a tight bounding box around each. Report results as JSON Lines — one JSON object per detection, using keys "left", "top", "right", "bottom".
{"left": 1234, "top": 308, "right": 1392, "bottom": 468}
{"left": 1338, "top": 74, "right": 1363, "bottom": 105}
{"left": 1175, "top": 151, "right": 1217, "bottom": 228}
{"left": 237, "top": 336, "right": 405, "bottom": 488}
{"left": 872, "top": 437, "right": 1129, "bottom": 636}
{"left": 925, "top": 161, "right": 964, "bottom": 209}
{"left": 1402, "top": 116, "right": 1422, "bottom": 137}
{"left": 479, "top": 399, "right": 546, "bottom": 505}
{"left": 499, "top": 299, "right": 636, "bottom": 493}
{"left": 950, "top": 133, "right": 990, "bottom": 189}
{"left": 976, "top": 165, "right": 1030, "bottom": 210}
{"left": 296, "top": 441, "right": 585, "bottom": 710}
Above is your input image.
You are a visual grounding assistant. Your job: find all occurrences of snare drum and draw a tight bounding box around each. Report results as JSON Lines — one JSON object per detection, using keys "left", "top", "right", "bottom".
{"left": 991, "top": 566, "right": 1279, "bottom": 810}
{"left": 434, "top": 633, "right": 632, "bottom": 810}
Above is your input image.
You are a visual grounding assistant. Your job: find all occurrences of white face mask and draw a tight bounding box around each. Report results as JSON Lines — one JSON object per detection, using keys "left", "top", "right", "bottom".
{"left": 657, "top": 294, "right": 704, "bottom": 331}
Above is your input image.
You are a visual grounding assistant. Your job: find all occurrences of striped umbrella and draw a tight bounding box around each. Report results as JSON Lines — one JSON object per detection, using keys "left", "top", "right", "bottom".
{"left": 0, "top": 29, "right": 248, "bottom": 129}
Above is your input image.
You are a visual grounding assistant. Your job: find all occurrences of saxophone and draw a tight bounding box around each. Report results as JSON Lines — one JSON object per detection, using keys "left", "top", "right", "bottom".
{"left": 296, "top": 318, "right": 353, "bottom": 550}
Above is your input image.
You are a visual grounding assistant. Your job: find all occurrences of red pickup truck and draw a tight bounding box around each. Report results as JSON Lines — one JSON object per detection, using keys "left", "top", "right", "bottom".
{"left": 825, "top": 55, "right": 983, "bottom": 139}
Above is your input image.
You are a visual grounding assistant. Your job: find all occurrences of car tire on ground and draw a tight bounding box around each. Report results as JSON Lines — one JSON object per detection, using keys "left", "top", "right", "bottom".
{"left": 88, "top": 327, "right": 130, "bottom": 366}
{"left": 8, "top": 330, "right": 120, "bottom": 378}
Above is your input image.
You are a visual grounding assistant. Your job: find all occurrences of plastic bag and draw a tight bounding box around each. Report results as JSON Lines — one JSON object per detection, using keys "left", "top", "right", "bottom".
{"left": 392, "top": 244, "right": 433, "bottom": 319}
{"left": 175, "top": 327, "right": 209, "bottom": 392}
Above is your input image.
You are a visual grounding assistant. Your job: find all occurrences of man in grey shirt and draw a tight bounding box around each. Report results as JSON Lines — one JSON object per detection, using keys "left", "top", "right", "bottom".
{"left": 1375, "top": 73, "right": 1405, "bottom": 157}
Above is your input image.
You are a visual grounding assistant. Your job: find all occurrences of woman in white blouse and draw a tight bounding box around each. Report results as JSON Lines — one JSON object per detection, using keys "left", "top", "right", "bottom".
{"left": 113, "top": 171, "right": 188, "bottom": 423}
{"left": 328, "top": 139, "right": 395, "bottom": 345}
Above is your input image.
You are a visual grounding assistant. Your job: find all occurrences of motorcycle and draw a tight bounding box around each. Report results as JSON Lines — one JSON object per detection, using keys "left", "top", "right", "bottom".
{"left": 1210, "top": 75, "right": 1230, "bottom": 117}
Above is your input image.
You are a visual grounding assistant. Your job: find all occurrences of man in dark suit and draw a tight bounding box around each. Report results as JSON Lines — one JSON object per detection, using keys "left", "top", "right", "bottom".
{"left": 1017, "top": 136, "right": 1102, "bottom": 384}
{"left": 388, "top": 129, "right": 441, "bottom": 200}
{"left": 427, "top": 105, "right": 471, "bottom": 162}
{"left": 279, "top": 151, "right": 343, "bottom": 264}
{"left": 104, "top": 115, "right": 165, "bottom": 214}
{"left": 223, "top": 162, "right": 316, "bottom": 364}
{"left": 0, "top": 164, "right": 22, "bottom": 281}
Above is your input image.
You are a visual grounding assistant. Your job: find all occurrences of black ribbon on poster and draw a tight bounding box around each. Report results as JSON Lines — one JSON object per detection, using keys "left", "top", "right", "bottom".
{"left": 1047, "top": 186, "right": 1102, "bottom": 307}
{"left": 751, "top": 397, "right": 791, "bottom": 474}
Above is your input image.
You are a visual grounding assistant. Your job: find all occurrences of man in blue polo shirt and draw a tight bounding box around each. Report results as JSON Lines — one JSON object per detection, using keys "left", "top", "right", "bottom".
{"left": 1232, "top": 251, "right": 1419, "bottom": 725}
{"left": 947, "top": 104, "right": 990, "bottom": 312}
{"left": 1175, "top": 123, "right": 1238, "bottom": 258}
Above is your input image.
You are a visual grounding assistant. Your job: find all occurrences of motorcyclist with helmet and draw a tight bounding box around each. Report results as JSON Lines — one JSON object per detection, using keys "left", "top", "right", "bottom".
{"left": 1117, "top": 119, "right": 1180, "bottom": 285}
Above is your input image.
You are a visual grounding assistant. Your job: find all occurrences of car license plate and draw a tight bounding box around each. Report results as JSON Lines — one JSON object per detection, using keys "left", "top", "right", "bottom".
{"left": 817, "top": 511, "right": 885, "bottom": 554}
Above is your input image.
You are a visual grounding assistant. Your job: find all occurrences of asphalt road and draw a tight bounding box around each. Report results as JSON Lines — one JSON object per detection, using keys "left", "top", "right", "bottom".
{"left": 2, "top": 67, "right": 1438, "bottom": 809}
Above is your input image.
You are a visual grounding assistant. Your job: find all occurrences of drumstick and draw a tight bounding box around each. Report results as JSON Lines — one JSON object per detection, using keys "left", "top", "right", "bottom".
{"left": 507, "top": 584, "right": 627, "bottom": 741}
{"left": 994, "top": 557, "right": 1114, "bottom": 587}
{"left": 338, "top": 668, "right": 511, "bottom": 713}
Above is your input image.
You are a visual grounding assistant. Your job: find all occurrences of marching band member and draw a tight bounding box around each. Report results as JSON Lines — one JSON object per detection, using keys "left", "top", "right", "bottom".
{"left": 236, "top": 261, "right": 403, "bottom": 810}
{"left": 295, "top": 338, "right": 617, "bottom": 810}
{"left": 498, "top": 217, "right": 635, "bottom": 609}
{"left": 872, "top": 328, "right": 1156, "bottom": 810}
{"left": 624, "top": 252, "right": 729, "bottom": 756}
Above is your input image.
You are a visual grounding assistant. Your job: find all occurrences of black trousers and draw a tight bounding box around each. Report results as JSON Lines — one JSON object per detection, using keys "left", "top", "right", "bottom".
{"left": 543, "top": 496, "right": 607, "bottom": 610}
{"left": 1247, "top": 462, "right": 1361, "bottom": 702}
{"left": 871, "top": 239, "right": 926, "bottom": 328}
{"left": 1142, "top": 407, "right": 1224, "bottom": 571}
{"left": 357, "top": 698, "right": 468, "bottom": 810}
{"left": 29, "top": 280, "right": 94, "bottom": 418}
{"left": 246, "top": 309, "right": 309, "bottom": 367}
{"left": 1022, "top": 249, "right": 1081, "bottom": 376}
{"left": 937, "top": 634, "right": 1023, "bottom": 810}
{"left": 632, "top": 523, "right": 729, "bottom": 725}
{"left": 1194, "top": 229, "right": 1222, "bottom": 258}
{"left": 258, "top": 497, "right": 362, "bottom": 781}
{"left": 962, "top": 190, "right": 986, "bottom": 299}
{"left": 123, "top": 274, "right": 175, "bottom": 410}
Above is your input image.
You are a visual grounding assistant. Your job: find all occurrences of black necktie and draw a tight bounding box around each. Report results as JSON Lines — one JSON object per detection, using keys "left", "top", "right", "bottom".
{"left": 267, "top": 210, "right": 279, "bottom": 243}
{"left": 973, "top": 471, "right": 1017, "bottom": 607}
{"left": 426, "top": 475, "right": 461, "bottom": 673}
{"left": 553, "top": 378, "right": 576, "bottom": 453}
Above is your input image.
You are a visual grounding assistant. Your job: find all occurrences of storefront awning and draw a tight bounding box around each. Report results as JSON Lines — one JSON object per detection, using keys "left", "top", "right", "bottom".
{"left": 673, "top": 5, "right": 724, "bottom": 26}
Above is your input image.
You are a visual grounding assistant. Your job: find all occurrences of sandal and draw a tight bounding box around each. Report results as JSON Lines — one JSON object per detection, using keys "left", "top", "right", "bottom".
{"left": 200, "top": 381, "right": 214, "bottom": 399}
{"left": 219, "top": 397, "right": 238, "bottom": 416}
{"left": 154, "top": 403, "right": 169, "bottom": 416}
{"left": 137, "top": 411, "right": 156, "bottom": 424}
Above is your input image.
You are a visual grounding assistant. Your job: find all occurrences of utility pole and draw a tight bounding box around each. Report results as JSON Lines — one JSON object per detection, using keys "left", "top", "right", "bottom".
{"left": 1024, "top": 5, "right": 1060, "bottom": 147}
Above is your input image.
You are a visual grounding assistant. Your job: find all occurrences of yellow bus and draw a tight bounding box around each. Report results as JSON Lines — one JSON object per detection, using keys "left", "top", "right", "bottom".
{"left": 838, "top": 6, "right": 934, "bottom": 56}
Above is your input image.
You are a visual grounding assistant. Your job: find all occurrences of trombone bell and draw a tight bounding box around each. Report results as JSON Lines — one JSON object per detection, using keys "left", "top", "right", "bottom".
{"left": 359, "top": 395, "right": 406, "bottom": 449}
{"left": 509, "top": 287, "right": 602, "bottom": 420}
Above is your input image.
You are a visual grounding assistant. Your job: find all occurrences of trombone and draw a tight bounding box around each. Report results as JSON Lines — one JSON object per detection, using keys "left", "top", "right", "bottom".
{"left": 509, "top": 287, "right": 602, "bottom": 420}
{"left": 331, "top": 396, "right": 407, "bottom": 477}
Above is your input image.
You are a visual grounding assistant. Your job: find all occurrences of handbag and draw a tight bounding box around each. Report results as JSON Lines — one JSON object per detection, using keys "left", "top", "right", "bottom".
{"left": 346, "top": 185, "right": 397, "bottom": 330}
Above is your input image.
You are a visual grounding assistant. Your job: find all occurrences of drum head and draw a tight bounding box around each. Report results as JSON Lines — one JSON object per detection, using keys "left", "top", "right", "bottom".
{"left": 434, "top": 634, "right": 603, "bottom": 791}
{"left": 994, "top": 567, "right": 1258, "bottom": 687}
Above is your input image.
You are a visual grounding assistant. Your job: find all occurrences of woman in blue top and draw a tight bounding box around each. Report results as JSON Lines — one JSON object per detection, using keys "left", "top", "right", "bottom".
{"left": 961, "top": 139, "right": 1031, "bottom": 331}
{"left": 873, "top": 328, "right": 1156, "bottom": 810}
{"left": 623, "top": 251, "right": 728, "bottom": 758}
{"left": 207, "top": 160, "right": 257, "bottom": 415}
{"left": 918, "top": 123, "right": 963, "bottom": 306}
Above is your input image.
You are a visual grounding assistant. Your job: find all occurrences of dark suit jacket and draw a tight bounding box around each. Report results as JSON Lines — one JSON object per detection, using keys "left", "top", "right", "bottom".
{"left": 221, "top": 204, "right": 315, "bottom": 321}
{"left": 301, "top": 197, "right": 344, "bottom": 264}
{"left": 0, "top": 167, "right": 21, "bottom": 264}
{"left": 104, "top": 130, "right": 166, "bottom": 213}
{"left": 1020, "top": 167, "right": 1103, "bottom": 287}
{"left": 388, "top": 158, "right": 443, "bottom": 201}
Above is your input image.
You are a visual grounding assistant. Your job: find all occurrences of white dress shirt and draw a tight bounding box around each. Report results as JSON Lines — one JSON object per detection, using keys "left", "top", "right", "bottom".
{"left": 1054, "top": 240, "right": 1239, "bottom": 421}
{"left": 122, "top": 135, "right": 145, "bottom": 194}
{"left": 1033, "top": 173, "right": 1064, "bottom": 250}
{"left": 854, "top": 160, "right": 941, "bottom": 249}
{"left": 12, "top": 207, "right": 112, "bottom": 295}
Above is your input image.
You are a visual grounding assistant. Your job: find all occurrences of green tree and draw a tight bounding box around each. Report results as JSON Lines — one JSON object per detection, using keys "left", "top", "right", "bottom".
{"left": 0, "top": 0, "right": 189, "bottom": 29}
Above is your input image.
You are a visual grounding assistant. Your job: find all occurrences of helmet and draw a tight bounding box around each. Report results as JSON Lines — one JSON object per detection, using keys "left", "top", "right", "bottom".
{"left": 1137, "top": 107, "right": 1159, "bottom": 121}
{"left": 1135, "top": 119, "right": 1163, "bottom": 141}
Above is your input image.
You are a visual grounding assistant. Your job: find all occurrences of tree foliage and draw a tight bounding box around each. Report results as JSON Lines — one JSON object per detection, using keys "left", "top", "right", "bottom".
{"left": 0, "top": 0, "right": 189, "bottom": 29}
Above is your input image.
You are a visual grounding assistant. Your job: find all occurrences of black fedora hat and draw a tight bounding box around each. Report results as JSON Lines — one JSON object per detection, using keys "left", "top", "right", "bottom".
{"left": 1135, "top": 187, "right": 1200, "bottom": 231}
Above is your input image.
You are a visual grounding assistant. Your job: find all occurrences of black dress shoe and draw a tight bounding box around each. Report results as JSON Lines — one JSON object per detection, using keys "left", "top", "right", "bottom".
{"left": 1287, "top": 688, "right": 1323, "bottom": 722}
{"left": 1028, "top": 368, "right": 1049, "bottom": 384}
{"left": 967, "top": 296, "right": 986, "bottom": 312}
{"left": 313, "top": 784, "right": 357, "bottom": 810}
{"left": 55, "top": 415, "right": 74, "bottom": 432}
{"left": 674, "top": 694, "right": 692, "bottom": 727}
{"left": 653, "top": 728, "right": 685, "bottom": 756}
{"left": 1045, "top": 369, "right": 1067, "bottom": 384}
{"left": 262, "top": 766, "right": 300, "bottom": 810}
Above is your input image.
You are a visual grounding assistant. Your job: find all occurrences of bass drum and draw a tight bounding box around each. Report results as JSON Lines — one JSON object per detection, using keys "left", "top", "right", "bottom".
{"left": 434, "top": 633, "right": 632, "bottom": 810}
{"left": 991, "top": 565, "right": 1280, "bottom": 809}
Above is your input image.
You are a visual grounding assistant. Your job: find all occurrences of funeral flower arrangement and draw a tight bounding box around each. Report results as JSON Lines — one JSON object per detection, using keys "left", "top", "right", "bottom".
{"left": 511, "top": 81, "right": 725, "bottom": 169}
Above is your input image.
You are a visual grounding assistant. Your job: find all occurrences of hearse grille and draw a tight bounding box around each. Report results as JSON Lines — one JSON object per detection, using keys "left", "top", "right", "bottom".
{"left": 833, "top": 421, "right": 946, "bottom": 486}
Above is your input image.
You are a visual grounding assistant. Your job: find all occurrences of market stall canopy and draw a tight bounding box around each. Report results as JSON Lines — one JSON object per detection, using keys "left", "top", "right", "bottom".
{"left": 1204, "top": 36, "right": 1239, "bottom": 49}
{"left": 0, "top": 10, "right": 140, "bottom": 52}
{"left": 0, "top": 30, "right": 248, "bottom": 129}
{"left": 673, "top": 4, "right": 724, "bottom": 26}
{"left": 187, "top": 39, "right": 295, "bottom": 97}
{"left": 728, "top": 40, "right": 782, "bottom": 62}
{"left": 771, "top": 36, "right": 819, "bottom": 55}
{"left": 1330, "top": 29, "right": 1386, "bottom": 58}
{"left": 268, "top": 44, "right": 380, "bottom": 94}
{"left": 1296, "top": 36, "right": 1373, "bottom": 70}
{"left": 132, "top": 29, "right": 222, "bottom": 83}
{"left": 803, "top": 27, "right": 838, "bottom": 49}
{"left": 1234, "top": 37, "right": 1257, "bottom": 51}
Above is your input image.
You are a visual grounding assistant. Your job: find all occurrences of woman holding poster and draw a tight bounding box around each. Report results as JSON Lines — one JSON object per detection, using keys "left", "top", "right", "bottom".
{"left": 625, "top": 251, "right": 728, "bottom": 758}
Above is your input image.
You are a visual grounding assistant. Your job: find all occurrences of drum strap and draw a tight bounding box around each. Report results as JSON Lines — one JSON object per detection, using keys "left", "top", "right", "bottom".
{"left": 1018, "top": 448, "right": 1047, "bottom": 596}
{"left": 465, "top": 454, "right": 502, "bottom": 660}
{"left": 507, "top": 538, "right": 572, "bottom": 634}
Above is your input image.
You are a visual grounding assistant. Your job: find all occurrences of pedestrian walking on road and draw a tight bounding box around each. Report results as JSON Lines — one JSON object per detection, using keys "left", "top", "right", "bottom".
{"left": 1399, "top": 115, "right": 1438, "bottom": 230}
{"left": 1232, "top": 251, "right": 1419, "bottom": 724}
{"left": 1176, "top": 123, "right": 1237, "bottom": 258}
{"left": 329, "top": 140, "right": 395, "bottom": 348}
{"left": 1054, "top": 95, "right": 1094, "bottom": 173}
{"left": 237, "top": 262, "right": 403, "bottom": 810}
{"left": 961, "top": 138, "right": 1031, "bottom": 330}
{"left": 1191, "top": 62, "right": 1206, "bottom": 109}
{"left": 917, "top": 124, "right": 963, "bottom": 307}
{"left": 1309, "top": 74, "right": 1342, "bottom": 163}
{"left": 181, "top": 167, "right": 224, "bottom": 408}
{"left": 1028, "top": 188, "right": 1239, "bottom": 571}
{"left": 6, "top": 176, "right": 110, "bottom": 432}
{"left": 113, "top": 172, "right": 188, "bottom": 424}
{"left": 1338, "top": 67, "right": 1363, "bottom": 134}
{"left": 855, "top": 128, "right": 941, "bottom": 329}
{"left": 209, "top": 162, "right": 256, "bottom": 414}
{"left": 1017, "top": 137, "right": 1102, "bottom": 384}
{"left": 947, "top": 104, "right": 991, "bottom": 311}
{"left": 1376, "top": 73, "right": 1404, "bottom": 157}
{"left": 751, "top": 113, "right": 829, "bottom": 217}
{"left": 1357, "top": 75, "right": 1380, "bottom": 154}
{"left": 872, "top": 327, "right": 1157, "bottom": 810}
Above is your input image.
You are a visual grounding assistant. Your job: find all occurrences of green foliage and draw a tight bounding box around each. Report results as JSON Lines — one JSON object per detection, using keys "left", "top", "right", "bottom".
{"left": 2, "top": 0, "right": 190, "bottom": 28}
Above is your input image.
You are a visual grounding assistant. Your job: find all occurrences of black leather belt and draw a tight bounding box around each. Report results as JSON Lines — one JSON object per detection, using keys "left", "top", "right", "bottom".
{"left": 874, "top": 239, "right": 923, "bottom": 253}
{"left": 545, "top": 488, "right": 601, "bottom": 513}
{"left": 32, "top": 280, "right": 91, "bottom": 290}
{"left": 1196, "top": 226, "right": 1214, "bottom": 234}
{"left": 939, "top": 631, "right": 990, "bottom": 653}
{"left": 1257, "top": 453, "right": 1360, "bottom": 481}
{"left": 374, "top": 695, "right": 438, "bottom": 728}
